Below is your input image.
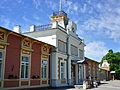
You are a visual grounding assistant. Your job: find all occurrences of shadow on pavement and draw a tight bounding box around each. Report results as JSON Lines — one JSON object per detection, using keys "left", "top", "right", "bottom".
{"left": 99, "top": 82, "right": 108, "bottom": 86}
{"left": 18, "top": 86, "right": 74, "bottom": 90}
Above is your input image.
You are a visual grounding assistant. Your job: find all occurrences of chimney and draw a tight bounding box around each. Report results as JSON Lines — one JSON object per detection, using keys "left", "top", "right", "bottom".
{"left": 13, "top": 25, "right": 21, "bottom": 33}
{"left": 30, "top": 25, "right": 35, "bottom": 32}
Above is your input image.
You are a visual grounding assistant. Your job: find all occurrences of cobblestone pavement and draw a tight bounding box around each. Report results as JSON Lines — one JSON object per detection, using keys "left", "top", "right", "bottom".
{"left": 21, "top": 80, "right": 120, "bottom": 90}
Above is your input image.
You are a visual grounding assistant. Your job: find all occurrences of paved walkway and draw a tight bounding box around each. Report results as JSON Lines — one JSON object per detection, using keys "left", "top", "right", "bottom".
{"left": 88, "top": 80, "right": 120, "bottom": 90}
{"left": 48, "top": 80, "right": 120, "bottom": 90}
{"left": 21, "top": 80, "right": 120, "bottom": 90}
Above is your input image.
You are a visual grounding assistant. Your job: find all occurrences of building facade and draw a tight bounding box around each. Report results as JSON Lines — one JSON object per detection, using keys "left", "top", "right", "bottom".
{"left": 101, "top": 60, "right": 110, "bottom": 71}
{"left": 85, "top": 57, "right": 99, "bottom": 81}
{"left": 99, "top": 60, "right": 110, "bottom": 80}
{"left": 23, "top": 11, "right": 85, "bottom": 87}
{"left": 0, "top": 27, "right": 53, "bottom": 89}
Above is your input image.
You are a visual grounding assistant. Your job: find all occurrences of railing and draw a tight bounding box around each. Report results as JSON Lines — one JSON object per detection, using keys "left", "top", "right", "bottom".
{"left": 34, "top": 24, "right": 66, "bottom": 32}
{"left": 53, "top": 11, "right": 67, "bottom": 16}
{"left": 35, "top": 24, "right": 52, "bottom": 31}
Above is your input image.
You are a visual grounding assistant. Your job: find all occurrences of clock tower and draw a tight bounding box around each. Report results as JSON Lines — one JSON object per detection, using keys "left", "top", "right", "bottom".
{"left": 51, "top": 11, "right": 69, "bottom": 29}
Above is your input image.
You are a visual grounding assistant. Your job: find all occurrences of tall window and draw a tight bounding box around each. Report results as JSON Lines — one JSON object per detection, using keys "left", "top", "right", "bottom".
{"left": 71, "top": 45, "right": 78, "bottom": 56}
{"left": 42, "top": 60, "right": 48, "bottom": 79}
{"left": 21, "top": 56, "right": 29, "bottom": 79}
{"left": 61, "top": 62, "right": 64, "bottom": 80}
{"left": 0, "top": 52, "right": 3, "bottom": 79}
{"left": 88, "top": 63, "right": 91, "bottom": 76}
{"left": 79, "top": 49, "right": 84, "bottom": 60}
{"left": 58, "top": 40, "right": 66, "bottom": 53}
{"left": 60, "top": 61, "right": 66, "bottom": 80}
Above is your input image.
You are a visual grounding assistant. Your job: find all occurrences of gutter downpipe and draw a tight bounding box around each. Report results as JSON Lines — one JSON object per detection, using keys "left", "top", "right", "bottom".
{"left": 66, "top": 34, "right": 70, "bottom": 86}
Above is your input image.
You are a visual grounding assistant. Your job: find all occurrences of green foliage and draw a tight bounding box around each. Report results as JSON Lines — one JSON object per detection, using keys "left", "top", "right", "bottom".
{"left": 101, "top": 49, "right": 120, "bottom": 79}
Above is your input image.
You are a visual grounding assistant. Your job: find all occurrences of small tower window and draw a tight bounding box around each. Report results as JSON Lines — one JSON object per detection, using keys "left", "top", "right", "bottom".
{"left": 72, "top": 27, "right": 75, "bottom": 32}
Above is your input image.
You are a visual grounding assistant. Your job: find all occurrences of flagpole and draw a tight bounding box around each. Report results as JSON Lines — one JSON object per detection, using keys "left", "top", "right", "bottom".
{"left": 59, "top": 0, "right": 62, "bottom": 11}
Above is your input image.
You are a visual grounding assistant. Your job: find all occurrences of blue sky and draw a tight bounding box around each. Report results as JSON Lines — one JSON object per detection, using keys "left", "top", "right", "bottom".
{"left": 0, "top": 0, "right": 120, "bottom": 61}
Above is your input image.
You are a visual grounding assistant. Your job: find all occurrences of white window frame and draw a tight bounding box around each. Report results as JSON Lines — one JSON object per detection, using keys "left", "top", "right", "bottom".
{"left": 21, "top": 56, "right": 29, "bottom": 79}
{"left": 58, "top": 40, "right": 66, "bottom": 54}
{"left": 60, "top": 60, "right": 66, "bottom": 80}
{"left": 0, "top": 52, "right": 3, "bottom": 79}
{"left": 79, "top": 49, "right": 84, "bottom": 60}
{"left": 41, "top": 60, "right": 48, "bottom": 79}
{"left": 78, "top": 64, "right": 83, "bottom": 80}
{"left": 71, "top": 45, "right": 78, "bottom": 56}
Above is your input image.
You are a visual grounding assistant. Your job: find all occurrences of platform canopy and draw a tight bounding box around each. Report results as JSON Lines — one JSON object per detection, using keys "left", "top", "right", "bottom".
{"left": 71, "top": 60, "right": 88, "bottom": 64}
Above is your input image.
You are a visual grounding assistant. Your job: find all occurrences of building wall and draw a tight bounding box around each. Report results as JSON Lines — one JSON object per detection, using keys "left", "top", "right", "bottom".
{"left": 24, "top": 26, "right": 85, "bottom": 87}
{"left": 0, "top": 27, "right": 52, "bottom": 89}
{"left": 85, "top": 58, "right": 99, "bottom": 81}
{"left": 24, "top": 29, "right": 57, "bottom": 47}
{"left": 4, "top": 34, "right": 21, "bottom": 87}
{"left": 97, "top": 69, "right": 108, "bottom": 81}
{"left": 30, "top": 42, "right": 41, "bottom": 86}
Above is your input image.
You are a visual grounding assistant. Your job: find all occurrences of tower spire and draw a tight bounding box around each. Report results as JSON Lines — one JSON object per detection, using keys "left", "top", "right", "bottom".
{"left": 59, "top": 0, "right": 62, "bottom": 11}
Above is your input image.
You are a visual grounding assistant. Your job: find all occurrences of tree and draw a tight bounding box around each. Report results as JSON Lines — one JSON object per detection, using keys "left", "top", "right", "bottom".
{"left": 101, "top": 49, "right": 120, "bottom": 79}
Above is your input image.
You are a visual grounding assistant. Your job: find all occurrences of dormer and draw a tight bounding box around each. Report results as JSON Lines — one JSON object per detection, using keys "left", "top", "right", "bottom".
{"left": 51, "top": 11, "right": 69, "bottom": 29}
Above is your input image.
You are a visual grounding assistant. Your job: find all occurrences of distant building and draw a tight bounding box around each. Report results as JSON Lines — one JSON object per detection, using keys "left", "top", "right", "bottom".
{"left": 84, "top": 57, "right": 100, "bottom": 81}
{"left": 101, "top": 60, "right": 110, "bottom": 71}
{"left": 98, "top": 60, "right": 110, "bottom": 80}
{"left": 23, "top": 11, "right": 85, "bottom": 87}
{"left": 98, "top": 68, "right": 108, "bottom": 81}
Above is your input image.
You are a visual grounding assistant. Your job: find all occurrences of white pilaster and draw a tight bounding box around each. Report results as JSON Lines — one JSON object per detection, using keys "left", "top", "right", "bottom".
{"left": 51, "top": 52, "right": 58, "bottom": 79}
{"left": 76, "top": 64, "right": 78, "bottom": 84}
{"left": 83, "top": 64, "right": 86, "bottom": 80}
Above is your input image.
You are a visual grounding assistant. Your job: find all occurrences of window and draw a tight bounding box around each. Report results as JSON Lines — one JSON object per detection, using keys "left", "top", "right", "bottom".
{"left": 21, "top": 56, "right": 29, "bottom": 79}
{"left": 71, "top": 45, "right": 78, "bottom": 56}
{"left": 79, "top": 49, "right": 84, "bottom": 60}
{"left": 60, "top": 62, "right": 66, "bottom": 80}
{"left": 61, "top": 62, "right": 64, "bottom": 80}
{"left": 72, "top": 27, "right": 75, "bottom": 32}
{"left": 88, "top": 63, "right": 91, "bottom": 75}
{"left": 42, "top": 60, "right": 48, "bottom": 79}
{"left": 0, "top": 52, "right": 3, "bottom": 79}
{"left": 58, "top": 40, "right": 66, "bottom": 53}
{"left": 93, "top": 67, "right": 95, "bottom": 77}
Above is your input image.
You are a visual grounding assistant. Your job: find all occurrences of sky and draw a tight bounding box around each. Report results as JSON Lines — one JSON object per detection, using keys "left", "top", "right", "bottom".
{"left": 0, "top": 0, "right": 120, "bottom": 62}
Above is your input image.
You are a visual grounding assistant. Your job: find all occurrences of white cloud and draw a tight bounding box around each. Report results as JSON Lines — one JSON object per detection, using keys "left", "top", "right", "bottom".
{"left": 0, "top": 15, "right": 13, "bottom": 28}
{"left": 78, "top": 16, "right": 120, "bottom": 42}
{"left": 81, "top": 4, "right": 87, "bottom": 13}
{"left": 76, "top": 0, "right": 120, "bottom": 42}
{"left": 33, "top": 0, "right": 41, "bottom": 9}
{"left": 63, "top": 0, "right": 80, "bottom": 14}
{"left": 33, "top": 14, "right": 40, "bottom": 21}
{"left": 85, "top": 41, "right": 108, "bottom": 60}
{"left": 16, "top": 0, "right": 23, "bottom": 4}
{"left": 45, "top": 0, "right": 57, "bottom": 11}
{"left": 22, "top": 16, "right": 31, "bottom": 22}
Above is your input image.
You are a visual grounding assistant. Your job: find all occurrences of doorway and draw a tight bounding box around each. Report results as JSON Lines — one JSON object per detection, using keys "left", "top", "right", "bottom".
{"left": 71, "top": 64, "right": 76, "bottom": 84}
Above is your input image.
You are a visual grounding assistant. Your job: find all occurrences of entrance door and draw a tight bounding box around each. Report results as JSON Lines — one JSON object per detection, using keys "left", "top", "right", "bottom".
{"left": 71, "top": 64, "right": 76, "bottom": 84}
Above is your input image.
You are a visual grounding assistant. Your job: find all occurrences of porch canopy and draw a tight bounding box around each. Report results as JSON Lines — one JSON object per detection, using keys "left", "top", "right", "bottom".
{"left": 71, "top": 60, "right": 88, "bottom": 64}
